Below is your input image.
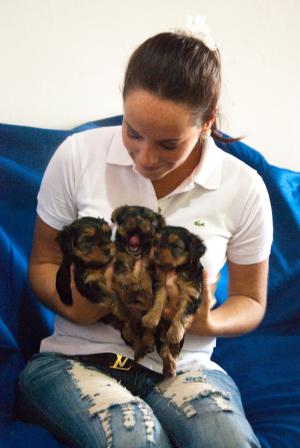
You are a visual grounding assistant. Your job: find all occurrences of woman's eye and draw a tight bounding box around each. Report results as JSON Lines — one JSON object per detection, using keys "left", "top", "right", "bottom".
{"left": 161, "top": 143, "right": 178, "bottom": 150}
{"left": 127, "top": 130, "right": 141, "bottom": 140}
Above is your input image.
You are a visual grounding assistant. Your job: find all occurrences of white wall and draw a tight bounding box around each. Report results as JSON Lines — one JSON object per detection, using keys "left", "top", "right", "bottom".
{"left": 0, "top": 0, "right": 299, "bottom": 170}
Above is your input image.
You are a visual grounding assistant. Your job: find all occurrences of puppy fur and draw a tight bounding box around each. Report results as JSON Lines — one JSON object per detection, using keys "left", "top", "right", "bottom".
{"left": 142, "top": 225, "right": 206, "bottom": 377}
{"left": 56, "top": 216, "right": 133, "bottom": 337}
{"left": 111, "top": 205, "right": 166, "bottom": 359}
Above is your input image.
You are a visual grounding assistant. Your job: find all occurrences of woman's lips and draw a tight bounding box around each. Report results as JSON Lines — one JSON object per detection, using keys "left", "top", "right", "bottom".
{"left": 137, "top": 164, "right": 162, "bottom": 171}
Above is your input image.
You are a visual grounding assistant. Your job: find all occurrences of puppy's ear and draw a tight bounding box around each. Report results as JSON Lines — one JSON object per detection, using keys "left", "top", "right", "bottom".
{"left": 56, "top": 225, "right": 76, "bottom": 259}
{"left": 189, "top": 235, "right": 206, "bottom": 263}
{"left": 56, "top": 262, "right": 73, "bottom": 305}
{"left": 156, "top": 214, "right": 166, "bottom": 231}
{"left": 111, "top": 206, "right": 128, "bottom": 224}
{"left": 55, "top": 224, "right": 76, "bottom": 305}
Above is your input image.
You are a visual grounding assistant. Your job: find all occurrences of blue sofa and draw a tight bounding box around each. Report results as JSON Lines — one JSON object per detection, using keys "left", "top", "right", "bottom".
{"left": 1, "top": 116, "right": 300, "bottom": 447}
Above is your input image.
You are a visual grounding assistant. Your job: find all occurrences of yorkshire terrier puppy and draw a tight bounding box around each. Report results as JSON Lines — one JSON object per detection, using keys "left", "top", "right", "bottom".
{"left": 55, "top": 216, "right": 132, "bottom": 335}
{"left": 142, "top": 225, "right": 206, "bottom": 377}
{"left": 111, "top": 205, "right": 166, "bottom": 359}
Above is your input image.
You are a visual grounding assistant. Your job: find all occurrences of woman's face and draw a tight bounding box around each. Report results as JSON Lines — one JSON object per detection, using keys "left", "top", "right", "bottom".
{"left": 122, "top": 89, "right": 203, "bottom": 181}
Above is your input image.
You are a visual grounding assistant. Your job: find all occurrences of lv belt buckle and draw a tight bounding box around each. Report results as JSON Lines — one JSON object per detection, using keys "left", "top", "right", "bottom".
{"left": 109, "top": 354, "right": 132, "bottom": 371}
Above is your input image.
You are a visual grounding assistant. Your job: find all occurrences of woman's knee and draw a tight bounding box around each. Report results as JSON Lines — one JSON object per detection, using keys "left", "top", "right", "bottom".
{"left": 145, "top": 369, "right": 260, "bottom": 448}
{"left": 106, "top": 400, "right": 171, "bottom": 448}
{"left": 17, "top": 354, "right": 172, "bottom": 448}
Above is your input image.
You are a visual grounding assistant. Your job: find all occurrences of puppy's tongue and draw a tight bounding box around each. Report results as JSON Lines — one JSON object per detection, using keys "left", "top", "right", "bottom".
{"left": 129, "top": 234, "right": 140, "bottom": 251}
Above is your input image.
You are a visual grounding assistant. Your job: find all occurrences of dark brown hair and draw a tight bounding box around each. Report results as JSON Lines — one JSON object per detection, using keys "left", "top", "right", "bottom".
{"left": 123, "top": 32, "right": 239, "bottom": 142}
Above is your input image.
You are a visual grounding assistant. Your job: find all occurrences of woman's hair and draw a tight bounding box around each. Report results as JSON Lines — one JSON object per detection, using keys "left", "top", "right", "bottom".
{"left": 123, "top": 32, "right": 237, "bottom": 142}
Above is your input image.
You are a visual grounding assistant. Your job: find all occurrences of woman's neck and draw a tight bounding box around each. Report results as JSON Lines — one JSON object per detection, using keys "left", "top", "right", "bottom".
{"left": 152, "top": 143, "right": 203, "bottom": 199}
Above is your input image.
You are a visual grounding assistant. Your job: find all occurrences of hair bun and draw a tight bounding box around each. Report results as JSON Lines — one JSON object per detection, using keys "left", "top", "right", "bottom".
{"left": 174, "top": 15, "right": 217, "bottom": 51}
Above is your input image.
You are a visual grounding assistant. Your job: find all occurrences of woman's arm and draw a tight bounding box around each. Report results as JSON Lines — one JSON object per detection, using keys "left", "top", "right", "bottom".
{"left": 188, "top": 259, "right": 269, "bottom": 337}
{"left": 29, "top": 216, "right": 111, "bottom": 325}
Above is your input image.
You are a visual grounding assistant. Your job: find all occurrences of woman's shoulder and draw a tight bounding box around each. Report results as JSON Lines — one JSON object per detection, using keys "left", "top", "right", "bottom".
{"left": 217, "top": 144, "right": 263, "bottom": 190}
{"left": 70, "top": 125, "right": 122, "bottom": 152}
{"left": 219, "top": 146, "right": 256, "bottom": 175}
{"left": 52, "top": 125, "right": 123, "bottom": 168}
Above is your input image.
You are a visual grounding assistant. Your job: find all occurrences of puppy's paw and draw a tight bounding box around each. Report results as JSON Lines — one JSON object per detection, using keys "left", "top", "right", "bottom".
{"left": 142, "top": 312, "right": 160, "bottom": 329}
{"left": 133, "top": 343, "right": 147, "bottom": 361}
{"left": 163, "top": 357, "right": 177, "bottom": 378}
{"left": 141, "top": 330, "right": 156, "bottom": 354}
{"left": 166, "top": 323, "right": 184, "bottom": 344}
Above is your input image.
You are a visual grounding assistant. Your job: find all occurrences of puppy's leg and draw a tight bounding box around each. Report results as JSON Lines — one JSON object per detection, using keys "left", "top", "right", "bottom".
{"left": 142, "top": 286, "right": 167, "bottom": 329}
{"left": 140, "top": 328, "right": 156, "bottom": 354}
{"left": 166, "top": 292, "right": 198, "bottom": 343}
{"left": 159, "top": 342, "right": 177, "bottom": 378}
{"left": 79, "top": 271, "right": 116, "bottom": 303}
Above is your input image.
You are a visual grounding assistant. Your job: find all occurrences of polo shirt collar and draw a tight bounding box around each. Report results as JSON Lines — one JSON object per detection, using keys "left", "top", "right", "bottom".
{"left": 192, "top": 137, "right": 223, "bottom": 190}
{"left": 107, "top": 126, "right": 223, "bottom": 190}
{"left": 107, "top": 126, "right": 133, "bottom": 166}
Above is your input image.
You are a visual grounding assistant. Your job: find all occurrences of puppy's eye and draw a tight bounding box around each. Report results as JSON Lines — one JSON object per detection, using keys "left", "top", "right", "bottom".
{"left": 83, "top": 236, "right": 94, "bottom": 244}
{"left": 170, "top": 241, "right": 185, "bottom": 250}
{"left": 101, "top": 235, "right": 111, "bottom": 244}
{"left": 78, "top": 236, "right": 95, "bottom": 250}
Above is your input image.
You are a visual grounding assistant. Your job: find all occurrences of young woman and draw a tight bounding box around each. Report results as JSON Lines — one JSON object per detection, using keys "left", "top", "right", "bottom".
{"left": 17, "top": 22, "right": 272, "bottom": 448}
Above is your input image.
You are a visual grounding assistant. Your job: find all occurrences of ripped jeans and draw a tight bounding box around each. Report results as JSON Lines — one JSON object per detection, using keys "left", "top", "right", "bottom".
{"left": 17, "top": 352, "right": 261, "bottom": 448}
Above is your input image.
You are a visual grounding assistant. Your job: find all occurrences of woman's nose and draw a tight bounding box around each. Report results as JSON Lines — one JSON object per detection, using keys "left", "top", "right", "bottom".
{"left": 137, "top": 142, "right": 158, "bottom": 166}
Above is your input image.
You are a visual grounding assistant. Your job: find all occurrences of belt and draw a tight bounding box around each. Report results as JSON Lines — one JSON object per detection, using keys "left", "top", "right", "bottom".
{"left": 71, "top": 352, "right": 162, "bottom": 377}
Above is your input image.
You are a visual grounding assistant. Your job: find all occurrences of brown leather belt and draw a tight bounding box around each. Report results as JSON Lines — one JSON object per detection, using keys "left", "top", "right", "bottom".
{"left": 71, "top": 352, "right": 162, "bottom": 377}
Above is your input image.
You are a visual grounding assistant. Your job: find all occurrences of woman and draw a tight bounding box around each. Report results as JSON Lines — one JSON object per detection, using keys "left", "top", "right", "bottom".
{"left": 17, "top": 22, "right": 273, "bottom": 448}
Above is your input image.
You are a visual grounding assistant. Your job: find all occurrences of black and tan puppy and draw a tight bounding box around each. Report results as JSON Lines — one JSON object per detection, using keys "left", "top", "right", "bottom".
{"left": 56, "top": 216, "right": 143, "bottom": 349}
{"left": 56, "top": 216, "right": 117, "bottom": 306}
{"left": 142, "top": 225, "right": 206, "bottom": 377}
{"left": 111, "top": 205, "right": 166, "bottom": 308}
{"left": 111, "top": 205, "right": 166, "bottom": 359}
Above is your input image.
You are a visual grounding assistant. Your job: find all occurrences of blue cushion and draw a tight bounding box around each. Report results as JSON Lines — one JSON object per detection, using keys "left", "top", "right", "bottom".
{"left": 0, "top": 117, "right": 299, "bottom": 447}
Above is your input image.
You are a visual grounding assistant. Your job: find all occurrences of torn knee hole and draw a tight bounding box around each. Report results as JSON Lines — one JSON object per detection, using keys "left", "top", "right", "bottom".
{"left": 156, "top": 371, "right": 233, "bottom": 417}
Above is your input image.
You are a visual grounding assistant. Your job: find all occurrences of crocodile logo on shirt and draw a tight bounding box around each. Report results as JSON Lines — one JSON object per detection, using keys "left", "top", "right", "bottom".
{"left": 194, "top": 220, "right": 206, "bottom": 228}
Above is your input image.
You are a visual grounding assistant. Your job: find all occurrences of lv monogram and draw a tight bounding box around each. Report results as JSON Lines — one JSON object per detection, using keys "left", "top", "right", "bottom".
{"left": 110, "top": 354, "right": 132, "bottom": 371}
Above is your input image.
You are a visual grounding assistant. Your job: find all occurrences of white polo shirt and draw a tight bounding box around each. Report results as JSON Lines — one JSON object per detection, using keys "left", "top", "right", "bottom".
{"left": 37, "top": 125, "right": 273, "bottom": 373}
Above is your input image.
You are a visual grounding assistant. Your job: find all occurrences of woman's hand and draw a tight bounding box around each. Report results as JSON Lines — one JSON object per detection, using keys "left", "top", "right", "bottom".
{"left": 188, "top": 260, "right": 269, "bottom": 337}
{"left": 187, "top": 270, "right": 217, "bottom": 336}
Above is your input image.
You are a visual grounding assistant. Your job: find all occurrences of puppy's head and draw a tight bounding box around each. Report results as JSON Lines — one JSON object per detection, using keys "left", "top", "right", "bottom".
{"left": 152, "top": 226, "right": 206, "bottom": 268}
{"left": 56, "top": 216, "right": 115, "bottom": 267}
{"left": 111, "top": 205, "right": 166, "bottom": 256}
{"left": 56, "top": 217, "right": 115, "bottom": 305}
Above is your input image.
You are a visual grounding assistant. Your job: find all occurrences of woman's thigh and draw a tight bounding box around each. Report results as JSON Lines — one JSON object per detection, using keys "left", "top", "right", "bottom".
{"left": 17, "top": 352, "right": 171, "bottom": 448}
{"left": 145, "top": 369, "right": 261, "bottom": 448}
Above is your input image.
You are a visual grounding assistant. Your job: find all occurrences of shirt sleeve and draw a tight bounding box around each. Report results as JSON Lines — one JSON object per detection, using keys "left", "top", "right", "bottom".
{"left": 227, "top": 173, "right": 273, "bottom": 264}
{"left": 37, "top": 135, "right": 77, "bottom": 230}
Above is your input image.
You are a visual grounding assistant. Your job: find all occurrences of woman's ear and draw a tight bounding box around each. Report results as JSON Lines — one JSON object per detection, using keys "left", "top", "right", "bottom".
{"left": 200, "top": 113, "right": 216, "bottom": 139}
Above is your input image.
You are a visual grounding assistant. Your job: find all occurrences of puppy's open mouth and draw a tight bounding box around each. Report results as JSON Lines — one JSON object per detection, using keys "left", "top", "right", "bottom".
{"left": 128, "top": 233, "right": 141, "bottom": 253}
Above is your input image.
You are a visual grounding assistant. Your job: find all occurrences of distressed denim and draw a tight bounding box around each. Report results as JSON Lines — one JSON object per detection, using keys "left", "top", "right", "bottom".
{"left": 17, "top": 352, "right": 261, "bottom": 448}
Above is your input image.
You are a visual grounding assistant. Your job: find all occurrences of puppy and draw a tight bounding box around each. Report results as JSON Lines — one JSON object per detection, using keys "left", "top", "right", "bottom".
{"left": 142, "top": 225, "right": 206, "bottom": 377}
{"left": 111, "top": 205, "right": 166, "bottom": 359}
{"left": 56, "top": 216, "right": 132, "bottom": 331}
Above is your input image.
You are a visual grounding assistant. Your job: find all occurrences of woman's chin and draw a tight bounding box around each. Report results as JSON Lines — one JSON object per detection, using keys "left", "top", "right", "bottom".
{"left": 136, "top": 165, "right": 170, "bottom": 180}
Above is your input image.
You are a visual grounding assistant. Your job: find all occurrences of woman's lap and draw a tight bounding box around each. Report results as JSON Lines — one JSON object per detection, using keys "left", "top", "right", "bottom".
{"left": 17, "top": 352, "right": 171, "bottom": 448}
{"left": 145, "top": 369, "right": 261, "bottom": 448}
{"left": 17, "top": 352, "right": 261, "bottom": 448}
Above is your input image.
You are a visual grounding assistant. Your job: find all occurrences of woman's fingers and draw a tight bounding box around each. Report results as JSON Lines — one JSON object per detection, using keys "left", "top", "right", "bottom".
{"left": 201, "top": 270, "right": 214, "bottom": 312}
